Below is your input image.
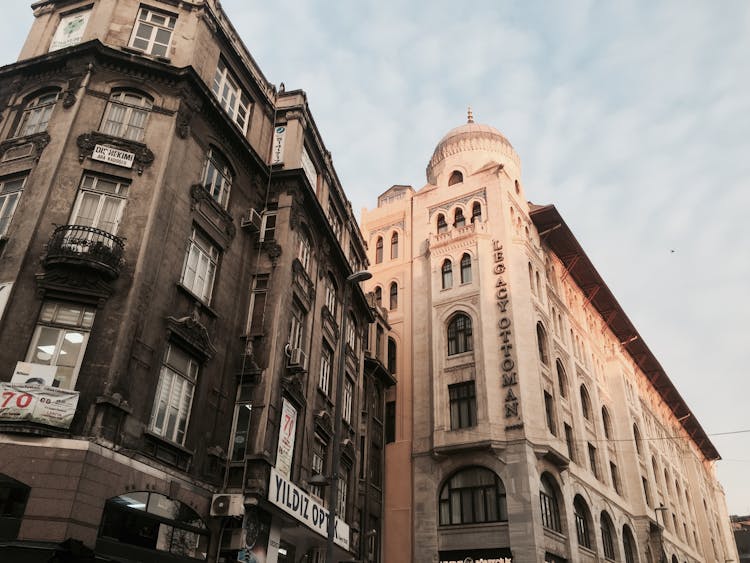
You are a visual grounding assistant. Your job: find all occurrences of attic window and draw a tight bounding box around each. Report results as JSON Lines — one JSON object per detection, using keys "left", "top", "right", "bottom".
{"left": 448, "top": 171, "right": 463, "bottom": 186}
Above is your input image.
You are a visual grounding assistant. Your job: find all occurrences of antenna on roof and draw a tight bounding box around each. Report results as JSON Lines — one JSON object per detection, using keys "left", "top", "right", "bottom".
{"left": 467, "top": 106, "right": 474, "bottom": 123}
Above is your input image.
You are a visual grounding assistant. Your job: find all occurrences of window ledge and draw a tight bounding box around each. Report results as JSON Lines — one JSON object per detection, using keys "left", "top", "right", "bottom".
{"left": 144, "top": 430, "right": 195, "bottom": 455}
{"left": 175, "top": 282, "right": 218, "bottom": 317}
{"left": 543, "top": 527, "right": 567, "bottom": 542}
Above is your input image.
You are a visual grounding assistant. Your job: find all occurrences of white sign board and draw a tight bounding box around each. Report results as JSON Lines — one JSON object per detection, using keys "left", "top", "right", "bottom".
{"left": 11, "top": 362, "right": 57, "bottom": 386}
{"left": 0, "top": 383, "right": 79, "bottom": 429}
{"left": 275, "top": 398, "right": 297, "bottom": 479}
{"left": 92, "top": 145, "right": 135, "bottom": 168}
{"left": 49, "top": 10, "right": 91, "bottom": 52}
{"left": 300, "top": 147, "right": 318, "bottom": 189}
{"left": 268, "top": 467, "right": 350, "bottom": 550}
{"left": 271, "top": 126, "right": 286, "bottom": 165}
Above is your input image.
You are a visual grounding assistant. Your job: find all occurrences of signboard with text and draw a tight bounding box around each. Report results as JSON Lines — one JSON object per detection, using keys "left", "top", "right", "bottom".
{"left": 49, "top": 10, "right": 91, "bottom": 52}
{"left": 271, "top": 126, "right": 286, "bottom": 165}
{"left": 92, "top": 145, "right": 135, "bottom": 168}
{"left": 275, "top": 398, "right": 297, "bottom": 479}
{"left": 268, "top": 467, "right": 349, "bottom": 550}
{"left": 0, "top": 383, "right": 79, "bottom": 428}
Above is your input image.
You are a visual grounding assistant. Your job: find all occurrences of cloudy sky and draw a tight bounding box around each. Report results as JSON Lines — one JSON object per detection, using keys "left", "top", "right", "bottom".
{"left": 2, "top": 1, "right": 748, "bottom": 513}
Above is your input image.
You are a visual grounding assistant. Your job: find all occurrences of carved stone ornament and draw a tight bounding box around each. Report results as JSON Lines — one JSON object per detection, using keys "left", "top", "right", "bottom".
{"left": 77, "top": 132, "right": 155, "bottom": 175}
{"left": 176, "top": 104, "right": 192, "bottom": 139}
{"left": 166, "top": 314, "right": 216, "bottom": 360}
{"left": 428, "top": 188, "right": 487, "bottom": 220}
{"left": 62, "top": 92, "right": 76, "bottom": 108}
{"left": 314, "top": 409, "right": 333, "bottom": 438}
{"left": 189, "top": 184, "right": 236, "bottom": 241}
{"left": 0, "top": 132, "right": 51, "bottom": 162}
{"left": 281, "top": 374, "right": 306, "bottom": 408}
{"left": 262, "top": 241, "right": 282, "bottom": 265}
{"left": 36, "top": 268, "right": 112, "bottom": 306}
{"left": 283, "top": 109, "right": 307, "bottom": 129}
{"left": 341, "top": 438, "right": 355, "bottom": 462}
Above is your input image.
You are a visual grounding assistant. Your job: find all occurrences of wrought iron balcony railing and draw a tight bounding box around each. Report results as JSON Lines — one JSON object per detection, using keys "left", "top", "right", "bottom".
{"left": 44, "top": 224, "right": 125, "bottom": 278}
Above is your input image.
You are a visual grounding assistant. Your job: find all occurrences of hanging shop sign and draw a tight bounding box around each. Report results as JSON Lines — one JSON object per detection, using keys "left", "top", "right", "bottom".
{"left": 439, "top": 548, "right": 513, "bottom": 563}
{"left": 268, "top": 467, "right": 349, "bottom": 550}
{"left": 271, "top": 126, "right": 286, "bottom": 165}
{"left": 275, "top": 398, "right": 297, "bottom": 479}
{"left": 92, "top": 145, "right": 135, "bottom": 168}
{"left": 0, "top": 383, "right": 79, "bottom": 429}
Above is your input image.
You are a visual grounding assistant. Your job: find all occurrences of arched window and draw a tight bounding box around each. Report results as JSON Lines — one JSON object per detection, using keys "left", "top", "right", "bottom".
{"left": 454, "top": 208, "right": 465, "bottom": 228}
{"left": 574, "top": 495, "right": 592, "bottom": 549}
{"left": 448, "top": 170, "right": 463, "bottom": 186}
{"left": 16, "top": 89, "right": 60, "bottom": 137}
{"left": 602, "top": 407, "right": 612, "bottom": 439}
{"left": 601, "top": 511, "right": 616, "bottom": 560}
{"left": 375, "top": 236, "right": 383, "bottom": 263}
{"left": 202, "top": 147, "right": 234, "bottom": 208}
{"left": 556, "top": 360, "right": 568, "bottom": 398}
{"left": 634, "top": 424, "right": 643, "bottom": 456}
{"left": 98, "top": 492, "right": 209, "bottom": 560}
{"left": 387, "top": 337, "right": 397, "bottom": 374}
{"left": 438, "top": 467, "right": 507, "bottom": 525}
{"left": 471, "top": 202, "right": 482, "bottom": 223}
{"left": 100, "top": 89, "right": 153, "bottom": 141}
{"left": 0, "top": 473, "right": 30, "bottom": 540}
{"left": 536, "top": 322, "right": 549, "bottom": 365}
{"left": 441, "top": 259, "right": 453, "bottom": 289}
{"left": 528, "top": 262, "right": 535, "bottom": 294}
{"left": 374, "top": 286, "right": 382, "bottom": 307}
{"left": 539, "top": 474, "right": 562, "bottom": 532}
{"left": 580, "top": 385, "right": 591, "bottom": 420}
{"left": 460, "top": 253, "right": 472, "bottom": 283}
{"left": 623, "top": 524, "right": 637, "bottom": 563}
{"left": 671, "top": 555, "right": 678, "bottom": 563}
{"left": 437, "top": 213, "right": 448, "bottom": 234}
{"left": 389, "top": 282, "right": 398, "bottom": 310}
{"left": 447, "top": 313, "right": 473, "bottom": 356}
{"left": 390, "top": 231, "right": 398, "bottom": 259}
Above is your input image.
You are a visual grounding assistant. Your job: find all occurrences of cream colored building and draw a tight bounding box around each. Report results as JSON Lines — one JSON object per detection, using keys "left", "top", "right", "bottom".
{"left": 361, "top": 114, "right": 738, "bottom": 563}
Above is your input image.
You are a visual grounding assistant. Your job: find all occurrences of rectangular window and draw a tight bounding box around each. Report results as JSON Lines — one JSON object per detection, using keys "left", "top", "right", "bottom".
{"left": 564, "top": 423, "right": 575, "bottom": 462}
{"left": 245, "top": 274, "right": 269, "bottom": 336}
{"left": 212, "top": 58, "right": 251, "bottom": 133}
{"left": 25, "top": 301, "right": 95, "bottom": 389}
{"left": 70, "top": 174, "right": 130, "bottom": 234}
{"left": 16, "top": 91, "right": 59, "bottom": 137}
{"left": 336, "top": 466, "right": 349, "bottom": 517}
{"left": 540, "top": 490, "right": 561, "bottom": 532}
{"left": 342, "top": 378, "right": 353, "bottom": 424}
{"left": 327, "top": 201, "right": 342, "bottom": 239}
{"left": 260, "top": 204, "right": 277, "bottom": 241}
{"left": 289, "top": 300, "right": 306, "bottom": 350}
{"left": 319, "top": 342, "right": 332, "bottom": 395}
{"left": 345, "top": 315, "right": 357, "bottom": 352}
{"left": 448, "top": 381, "right": 476, "bottom": 430}
{"left": 358, "top": 435, "right": 366, "bottom": 479}
{"left": 588, "top": 443, "right": 599, "bottom": 478}
{"left": 181, "top": 228, "right": 219, "bottom": 303}
{"left": 325, "top": 277, "right": 337, "bottom": 316}
{"left": 385, "top": 401, "right": 396, "bottom": 444}
{"left": 229, "top": 402, "right": 252, "bottom": 462}
{"left": 642, "top": 477, "right": 652, "bottom": 507}
{"left": 310, "top": 434, "right": 327, "bottom": 499}
{"left": 544, "top": 391, "right": 556, "bottom": 435}
{"left": 100, "top": 91, "right": 152, "bottom": 142}
{"left": 149, "top": 344, "right": 198, "bottom": 445}
{"left": 610, "top": 462, "right": 621, "bottom": 495}
{"left": 0, "top": 176, "right": 25, "bottom": 237}
{"left": 129, "top": 6, "right": 176, "bottom": 57}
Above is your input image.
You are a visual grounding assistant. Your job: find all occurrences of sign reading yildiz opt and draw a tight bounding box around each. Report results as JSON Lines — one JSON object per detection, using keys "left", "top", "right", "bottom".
{"left": 275, "top": 398, "right": 297, "bottom": 479}
{"left": 0, "top": 383, "right": 79, "bottom": 429}
{"left": 92, "top": 144, "right": 135, "bottom": 169}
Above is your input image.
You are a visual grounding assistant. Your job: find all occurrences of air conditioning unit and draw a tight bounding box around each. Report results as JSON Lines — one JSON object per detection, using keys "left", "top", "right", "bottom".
{"left": 210, "top": 493, "right": 245, "bottom": 517}
{"left": 240, "top": 208, "right": 262, "bottom": 232}
{"left": 287, "top": 348, "right": 308, "bottom": 370}
{"left": 220, "top": 528, "right": 245, "bottom": 551}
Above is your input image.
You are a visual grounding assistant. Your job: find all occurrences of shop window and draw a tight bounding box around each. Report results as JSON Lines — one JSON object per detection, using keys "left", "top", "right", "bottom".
{"left": 448, "top": 170, "right": 463, "bottom": 185}
{"left": 390, "top": 231, "right": 398, "bottom": 259}
{"left": 574, "top": 495, "right": 592, "bottom": 549}
{"left": 448, "top": 381, "right": 476, "bottom": 430}
{"left": 0, "top": 176, "right": 26, "bottom": 237}
{"left": 70, "top": 174, "right": 130, "bottom": 235}
{"left": 540, "top": 474, "right": 562, "bottom": 532}
{"left": 15, "top": 89, "right": 60, "bottom": 137}
{"left": 375, "top": 236, "right": 383, "bottom": 263}
{"left": 129, "top": 6, "right": 176, "bottom": 57}
{"left": 447, "top": 313, "right": 473, "bottom": 356}
{"left": 0, "top": 474, "right": 30, "bottom": 540}
{"left": 181, "top": 228, "right": 219, "bottom": 303}
{"left": 212, "top": 58, "right": 251, "bottom": 133}
{"left": 601, "top": 511, "right": 616, "bottom": 560}
{"left": 460, "top": 253, "right": 472, "bottom": 283}
{"left": 229, "top": 402, "right": 252, "bottom": 462}
{"left": 97, "top": 492, "right": 208, "bottom": 560}
{"left": 437, "top": 213, "right": 447, "bottom": 234}
{"left": 100, "top": 90, "right": 153, "bottom": 142}
{"left": 25, "top": 301, "right": 96, "bottom": 389}
{"left": 439, "top": 467, "right": 507, "bottom": 525}
{"left": 441, "top": 259, "right": 453, "bottom": 289}
{"left": 201, "top": 147, "right": 233, "bottom": 208}
{"left": 149, "top": 344, "right": 199, "bottom": 445}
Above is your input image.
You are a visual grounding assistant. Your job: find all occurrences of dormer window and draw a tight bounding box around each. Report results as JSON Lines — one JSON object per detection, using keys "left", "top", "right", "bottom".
{"left": 448, "top": 170, "right": 463, "bottom": 186}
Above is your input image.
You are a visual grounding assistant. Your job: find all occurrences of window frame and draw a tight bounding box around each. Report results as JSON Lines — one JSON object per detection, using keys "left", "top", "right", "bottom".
{"left": 229, "top": 402, "right": 252, "bottom": 462}
{"left": 375, "top": 236, "right": 383, "bottom": 264}
{"left": 574, "top": 496, "right": 592, "bottom": 549}
{"left": 180, "top": 228, "right": 220, "bottom": 303}
{"left": 69, "top": 174, "right": 130, "bottom": 235}
{"left": 0, "top": 176, "right": 26, "bottom": 237}
{"left": 318, "top": 342, "right": 332, "bottom": 395}
{"left": 441, "top": 259, "right": 453, "bottom": 289}
{"left": 201, "top": 147, "right": 233, "bottom": 209}
{"left": 454, "top": 208, "right": 465, "bottom": 228}
{"left": 342, "top": 377, "right": 353, "bottom": 424}
{"left": 438, "top": 467, "right": 507, "bottom": 526}
{"left": 390, "top": 231, "right": 398, "bottom": 260}
{"left": 448, "top": 381, "right": 477, "bottom": 430}
{"left": 310, "top": 434, "right": 327, "bottom": 499}
{"left": 389, "top": 282, "right": 398, "bottom": 311}
{"left": 99, "top": 90, "right": 153, "bottom": 142}
{"left": 460, "top": 253, "right": 472, "bottom": 284}
{"left": 540, "top": 475, "right": 562, "bottom": 533}
{"left": 149, "top": 343, "right": 199, "bottom": 445}
{"left": 128, "top": 6, "right": 176, "bottom": 57}
{"left": 447, "top": 313, "right": 473, "bottom": 356}
{"left": 15, "top": 90, "right": 60, "bottom": 137}
{"left": 211, "top": 58, "right": 251, "bottom": 133}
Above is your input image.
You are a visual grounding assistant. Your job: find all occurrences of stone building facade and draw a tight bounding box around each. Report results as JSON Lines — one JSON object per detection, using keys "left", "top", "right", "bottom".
{"left": 361, "top": 115, "right": 738, "bottom": 563}
{"left": 0, "top": 1, "right": 392, "bottom": 562}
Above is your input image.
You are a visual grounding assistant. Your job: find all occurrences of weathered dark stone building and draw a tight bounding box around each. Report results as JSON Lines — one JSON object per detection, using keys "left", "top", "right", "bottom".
{"left": 0, "top": 1, "right": 393, "bottom": 562}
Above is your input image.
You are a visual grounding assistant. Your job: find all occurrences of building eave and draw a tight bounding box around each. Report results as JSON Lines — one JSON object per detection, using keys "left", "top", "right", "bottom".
{"left": 530, "top": 203, "right": 720, "bottom": 461}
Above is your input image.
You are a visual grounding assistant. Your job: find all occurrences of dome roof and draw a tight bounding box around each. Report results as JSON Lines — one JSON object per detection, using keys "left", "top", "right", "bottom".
{"left": 426, "top": 110, "right": 520, "bottom": 184}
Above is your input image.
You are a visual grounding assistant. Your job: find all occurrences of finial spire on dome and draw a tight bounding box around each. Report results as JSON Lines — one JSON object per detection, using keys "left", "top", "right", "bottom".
{"left": 467, "top": 106, "right": 474, "bottom": 123}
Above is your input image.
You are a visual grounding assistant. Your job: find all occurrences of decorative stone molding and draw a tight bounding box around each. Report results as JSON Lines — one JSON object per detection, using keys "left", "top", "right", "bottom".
{"left": 427, "top": 188, "right": 487, "bottom": 220}
{"left": 368, "top": 219, "right": 405, "bottom": 240}
{"left": 189, "top": 183, "right": 236, "bottom": 242}
{"left": 281, "top": 374, "right": 306, "bottom": 408}
{"left": 166, "top": 312, "right": 216, "bottom": 361}
{"left": 314, "top": 409, "right": 333, "bottom": 439}
{"left": 0, "top": 132, "right": 51, "bottom": 162}
{"left": 77, "top": 131, "right": 154, "bottom": 175}
{"left": 261, "top": 241, "right": 282, "bottom": 265}
{"left": 427, "top": 130, "right": 520, "bottom": 184}
{"left": 36, "top": 268, "right": 112, "bottom": 306}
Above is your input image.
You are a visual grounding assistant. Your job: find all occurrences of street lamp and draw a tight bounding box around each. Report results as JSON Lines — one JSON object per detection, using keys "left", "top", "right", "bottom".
{"left": 325, "top": 270, "right": 372, "bottom": 563}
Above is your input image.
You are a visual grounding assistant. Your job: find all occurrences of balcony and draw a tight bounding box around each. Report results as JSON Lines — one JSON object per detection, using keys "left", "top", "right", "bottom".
{"left": 44, "top": 225, "right": 124, "bottom": 279}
